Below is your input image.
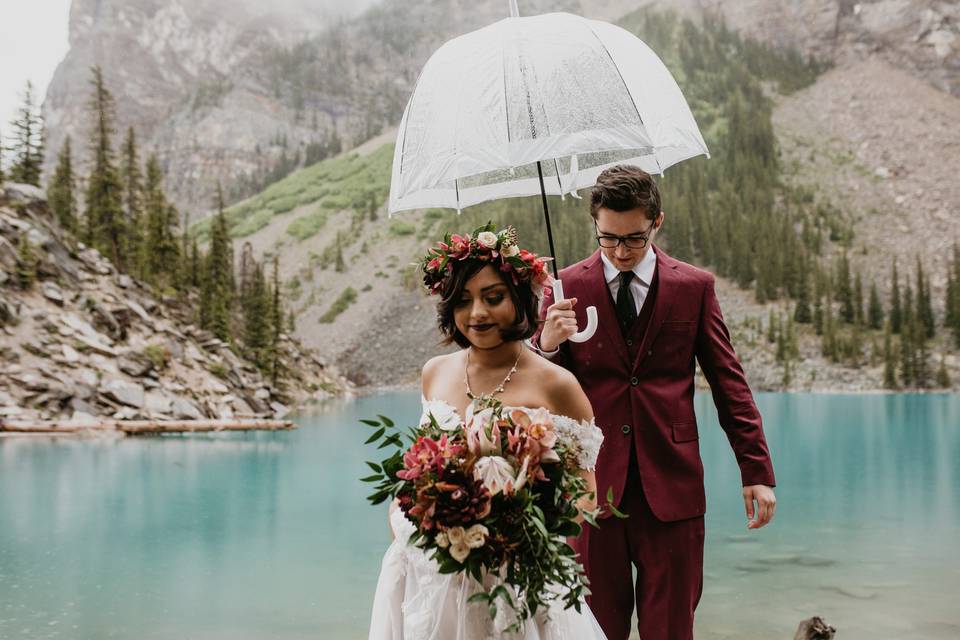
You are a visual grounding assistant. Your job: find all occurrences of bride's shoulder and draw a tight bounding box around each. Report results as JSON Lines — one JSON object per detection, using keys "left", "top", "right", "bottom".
{"left": 421, "top": 351, "right": 461, "bottom": 391}
{"left": 526, "top": 352, "right": 591, "bottom": 421}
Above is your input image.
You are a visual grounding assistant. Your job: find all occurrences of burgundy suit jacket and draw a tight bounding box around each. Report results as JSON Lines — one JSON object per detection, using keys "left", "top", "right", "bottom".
{"left": 537, "top": 248, "right": 775, "bottom": 522}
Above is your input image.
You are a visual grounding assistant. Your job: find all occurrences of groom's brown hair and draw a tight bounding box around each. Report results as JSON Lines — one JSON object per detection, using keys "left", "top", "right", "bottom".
{"left": 590, "top": 165, "right": 661, "bottom": 220}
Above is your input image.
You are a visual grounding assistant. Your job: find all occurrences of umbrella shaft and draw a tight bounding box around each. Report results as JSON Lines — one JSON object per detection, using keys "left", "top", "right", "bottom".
{"left": 535, "top": 161, "right": 560, "bottom": 281}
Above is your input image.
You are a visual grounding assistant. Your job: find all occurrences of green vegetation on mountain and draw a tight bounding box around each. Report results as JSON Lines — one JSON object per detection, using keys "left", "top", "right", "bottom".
{"left": 191, "top": 143, "right": 393, "bottom": 243}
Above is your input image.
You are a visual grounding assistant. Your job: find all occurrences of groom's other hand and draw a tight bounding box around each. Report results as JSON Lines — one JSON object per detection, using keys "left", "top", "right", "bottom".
{"left": 539, "top": 298, "right": 579, "bottom": 352}
{"left": 743, "top": 484, "right": 776, "bottom": 529}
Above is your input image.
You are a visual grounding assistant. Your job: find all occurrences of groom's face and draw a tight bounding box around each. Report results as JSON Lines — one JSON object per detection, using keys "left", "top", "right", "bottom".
{"left": 595, "top": 206, "right": 663, "bottom": 272}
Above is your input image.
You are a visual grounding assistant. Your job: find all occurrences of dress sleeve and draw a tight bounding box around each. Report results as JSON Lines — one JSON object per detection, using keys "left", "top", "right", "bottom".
{"left": 553, "top": 415, "right": 604, "bottom": 471}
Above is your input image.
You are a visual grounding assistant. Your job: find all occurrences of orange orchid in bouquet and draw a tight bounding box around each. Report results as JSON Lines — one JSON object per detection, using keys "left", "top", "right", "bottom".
{"left": 362, "top": 399, "right": 603, "bottom": 631}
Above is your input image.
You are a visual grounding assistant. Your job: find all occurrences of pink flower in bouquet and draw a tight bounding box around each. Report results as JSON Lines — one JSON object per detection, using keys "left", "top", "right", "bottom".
{"left": 465, "top": 407, "right": 502, "bottom": 456}
{"left": 509, "top": 408, "right": 561, "bottom": 463}
{"left": 397, "top": 435, "right": 462, "bottom": 481}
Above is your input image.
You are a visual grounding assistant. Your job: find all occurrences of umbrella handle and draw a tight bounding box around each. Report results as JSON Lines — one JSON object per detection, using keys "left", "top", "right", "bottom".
{"left": 552, "top": 279, "right": 598, "bottom": 343}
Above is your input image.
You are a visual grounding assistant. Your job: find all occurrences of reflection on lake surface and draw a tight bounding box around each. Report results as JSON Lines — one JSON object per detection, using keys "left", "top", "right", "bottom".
{"left": 1, "top": 392, "right": 958, "bottom": 639}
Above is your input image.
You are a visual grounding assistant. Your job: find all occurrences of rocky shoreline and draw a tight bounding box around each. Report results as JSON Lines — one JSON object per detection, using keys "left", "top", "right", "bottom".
{"left": 0, "top": 183, "right": 349, "bottom": 428}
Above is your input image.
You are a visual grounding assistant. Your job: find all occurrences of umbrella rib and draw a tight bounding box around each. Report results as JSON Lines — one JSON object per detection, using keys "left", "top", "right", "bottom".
{"left": 584, "top": 22, "right": 646, "bottom": 129}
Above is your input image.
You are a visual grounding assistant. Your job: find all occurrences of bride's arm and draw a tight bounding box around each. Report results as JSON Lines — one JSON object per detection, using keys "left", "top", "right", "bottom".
{"left": 547, "top": 369, "right": 599, "bottom": 519}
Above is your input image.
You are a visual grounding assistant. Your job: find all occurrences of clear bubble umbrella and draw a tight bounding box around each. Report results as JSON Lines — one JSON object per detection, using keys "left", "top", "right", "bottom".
{"left": 389, "top": 4, "right": 708, "bottom": 342}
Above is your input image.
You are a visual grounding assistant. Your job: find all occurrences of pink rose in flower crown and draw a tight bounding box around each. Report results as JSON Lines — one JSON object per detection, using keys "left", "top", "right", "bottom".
{"left": 449, "top": 234, "right": 471, "bottom": 258}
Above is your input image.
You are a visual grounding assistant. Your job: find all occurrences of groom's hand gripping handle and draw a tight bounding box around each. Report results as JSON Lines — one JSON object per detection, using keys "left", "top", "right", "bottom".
{"left": 539, "top": 298, "right": 579, "bottom": 352}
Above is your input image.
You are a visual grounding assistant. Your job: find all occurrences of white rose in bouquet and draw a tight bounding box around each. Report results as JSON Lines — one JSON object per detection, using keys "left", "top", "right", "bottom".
{"left": 501, "top": 243, "right": 520, "bottom": 257}
{"left": 450, "top": 541, "right": 471, "bottom": 562}
{"left": 464, "top": 524, "right": 489, "bottom": 549}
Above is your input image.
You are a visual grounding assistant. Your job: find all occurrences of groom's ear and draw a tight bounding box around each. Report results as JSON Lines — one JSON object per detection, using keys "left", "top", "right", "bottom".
{"left": 656, "top": 210, "right": 665, "bottom": 229}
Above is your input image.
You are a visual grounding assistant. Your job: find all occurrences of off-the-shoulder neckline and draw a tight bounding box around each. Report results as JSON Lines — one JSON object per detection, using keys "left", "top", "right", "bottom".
{"left": 420, "top": 396, "right": 590, "bottom": 425}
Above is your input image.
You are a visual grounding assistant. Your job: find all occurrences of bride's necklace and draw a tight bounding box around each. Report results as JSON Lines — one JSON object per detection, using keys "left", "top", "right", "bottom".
{"left": 464, "top": 345, "right": 523, "bottom": 405}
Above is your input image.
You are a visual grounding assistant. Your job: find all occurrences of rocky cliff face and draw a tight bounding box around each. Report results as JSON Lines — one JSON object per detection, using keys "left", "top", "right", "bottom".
{"left": 0, "top": 182, "right": 345, "bottom": 425}
{"left": 42, "top": 0, "right": 626, "bottom": 220}
{"left": 685, "top": 0, "right": 959, "bottom": 95}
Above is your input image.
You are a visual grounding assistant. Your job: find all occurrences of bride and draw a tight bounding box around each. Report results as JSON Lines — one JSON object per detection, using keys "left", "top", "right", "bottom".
{"left": 368, "top": 226, "right": 607, "bottom": 639}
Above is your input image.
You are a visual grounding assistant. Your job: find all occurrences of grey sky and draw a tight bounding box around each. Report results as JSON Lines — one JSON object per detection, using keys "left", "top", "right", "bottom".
{"left": 0, "top": 0, "right": 72, "bottom": 157}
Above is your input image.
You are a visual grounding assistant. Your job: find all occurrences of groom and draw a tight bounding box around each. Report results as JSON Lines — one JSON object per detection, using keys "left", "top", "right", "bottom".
{"left": 532, "top": 165, "right": 776, "bottom": 640}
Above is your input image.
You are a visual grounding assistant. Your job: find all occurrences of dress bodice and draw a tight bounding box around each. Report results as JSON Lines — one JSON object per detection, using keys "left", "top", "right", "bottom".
{"left": 420, "top": 397, "right": 604, "bottom": 471}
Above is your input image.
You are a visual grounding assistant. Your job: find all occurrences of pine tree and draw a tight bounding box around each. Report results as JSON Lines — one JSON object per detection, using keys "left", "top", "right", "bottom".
{"left": 916, "top": 256, "right": 935, "bottom": 339}
{"left": 243, "top": 261, "right": 270, "bottom": 361}
{"left": 936, "top": 354, "right": 951, "bottom": 388}
{"left": 122, "top": 127, "right": 144, "bottom": 270}
{"left": 900, "top": 285, "right": 915, "bottom": 387}
{"left": 883, "top": 321, "right": 897, "bottom": 390}
{"left": 200, "top": 184, "right": 234, "bottom": 341}
{"left": 890, "top": 258, "right": 902, "bottom": 334}
{"left": 767, "top": 308, "right": 777, "bottom": 344}
{"left": 270, "top": 255, "right": 283, "bottom": 385}
{"left": 8, "top": 80, "right": 45, "bottom": 186}
{"left": 853, "top": 271, "right": 864, "bottom": 326}
{"left": 84, "top": 66, "right": 126, "bottom": 267}
{"left": 867, "top": 281, "right": 884, "bottom": 330}
{"left": 914, "top": 314, "right": 930, "bottom": 389}
{"left": 837, "top": 252, "right": 854, "bottom": 324}
{"left": 794, "top": 271, "right": 812, "bottom": 324}
{"left": 188, "top": 236, "right": 201, "bottom": 288}
{"left": 775, "top": 313, "right": 786, "bottom": 362}
{"left": 48, "top": 137, "right": 78, "bottom": 233}
{"left": 949, "top": 242, "right": 960, "bottom": 348}
{"left": 142, "top": 154, "right": 174, "bottom": 283}
{"left": 16, "top": 235, "right": 36, "bottom": 289}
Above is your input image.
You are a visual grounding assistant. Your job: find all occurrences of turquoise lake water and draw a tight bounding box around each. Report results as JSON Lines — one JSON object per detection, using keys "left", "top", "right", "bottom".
{"left": 1, "top": 392, "right": 958, "bottom": 639}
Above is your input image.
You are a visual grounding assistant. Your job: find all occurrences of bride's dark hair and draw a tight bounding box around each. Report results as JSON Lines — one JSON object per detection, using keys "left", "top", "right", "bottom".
{"left": 436, "top": 258, "right": 539, "bottom": 348}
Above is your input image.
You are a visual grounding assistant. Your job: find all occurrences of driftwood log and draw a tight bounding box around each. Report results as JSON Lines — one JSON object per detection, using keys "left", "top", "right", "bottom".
{"left": 795, "top": 616, "right": 837, "bottom": 639}
{"left": 0, "top": 419, "right": 295, "bottom": 435}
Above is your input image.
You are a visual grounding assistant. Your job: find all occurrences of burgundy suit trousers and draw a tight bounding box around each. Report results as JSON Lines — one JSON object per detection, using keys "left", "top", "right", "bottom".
{"left": 576, "top": 465, "right": 705, "bottom": 640}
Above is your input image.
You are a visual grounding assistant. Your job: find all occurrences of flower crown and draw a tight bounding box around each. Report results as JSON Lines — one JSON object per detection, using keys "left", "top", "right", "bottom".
{"left": 419, "top": 223, "right": 553, "bottom": 296}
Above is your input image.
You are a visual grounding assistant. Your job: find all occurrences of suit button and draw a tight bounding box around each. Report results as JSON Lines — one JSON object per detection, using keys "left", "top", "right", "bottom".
{"left": 621, "top": 424, "right": 632, "bottom": 435}
{"left": 630, "top": 376, "right": 639, "bottom": 386}
{"left": 647, "top": 349, "right": 653, "bottom": 356}
{"left": 626, "top": 339, "right": 633, "bottom": 347}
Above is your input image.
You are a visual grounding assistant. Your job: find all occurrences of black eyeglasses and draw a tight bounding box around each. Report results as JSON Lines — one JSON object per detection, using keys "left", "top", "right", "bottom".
{"left": 595, "top": 221, "right": 657, "bottom": 249}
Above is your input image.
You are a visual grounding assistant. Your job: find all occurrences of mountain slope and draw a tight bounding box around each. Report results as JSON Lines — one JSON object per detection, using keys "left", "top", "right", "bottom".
{"left": 0, "top": 183, "right": 345, "bottom": 424}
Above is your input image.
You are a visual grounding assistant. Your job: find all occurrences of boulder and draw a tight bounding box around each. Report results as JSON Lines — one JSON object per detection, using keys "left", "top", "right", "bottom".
{"left": 118, "top": 355, "right": 153, "bottom": 378}
{"left": 3, "top": 182, "right": 46, "bottom": 203}
{"left": 170, "top": 395, "right": 203, "bottom": 420}
{"left": 100, "top": 379, "right": 145, "bottom": 408}
{"left": 0, "top": 236, "right": 16, "bottom": 269}
{"left": 41, "top": 282, "right": 65, "bottom": 306}
{"left": 145, "top": 391, "right": 173, "bottom": 416}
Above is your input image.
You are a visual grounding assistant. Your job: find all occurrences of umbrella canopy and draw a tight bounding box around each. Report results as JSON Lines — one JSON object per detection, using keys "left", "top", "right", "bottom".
{"left": 388, "top": 11, "right": 708, "bottom": 215}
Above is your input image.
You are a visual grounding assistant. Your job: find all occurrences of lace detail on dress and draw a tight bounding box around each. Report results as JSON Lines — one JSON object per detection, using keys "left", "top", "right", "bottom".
{"left": 551, "top": 414, "right": 603, "bottom": 471}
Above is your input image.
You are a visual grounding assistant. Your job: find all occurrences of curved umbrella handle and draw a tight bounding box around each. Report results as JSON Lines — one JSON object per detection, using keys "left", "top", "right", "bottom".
{"left": 552, "top": 279, "right": 598, "bottom": 343}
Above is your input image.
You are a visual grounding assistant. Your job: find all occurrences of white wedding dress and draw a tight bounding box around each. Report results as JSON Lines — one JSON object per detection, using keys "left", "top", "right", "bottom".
{"left": 368, "top": 399, "right": 607, "bottom": 640}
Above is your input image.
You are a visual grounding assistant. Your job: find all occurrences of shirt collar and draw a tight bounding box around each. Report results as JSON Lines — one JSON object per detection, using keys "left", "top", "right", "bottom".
{"left": 601, "top": 247, "right": 657, "bottom": 286}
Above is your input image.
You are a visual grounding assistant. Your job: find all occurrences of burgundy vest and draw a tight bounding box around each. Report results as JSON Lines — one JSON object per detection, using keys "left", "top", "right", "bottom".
{"left": 617, "top": 265, "right": 660, "bottom": 476}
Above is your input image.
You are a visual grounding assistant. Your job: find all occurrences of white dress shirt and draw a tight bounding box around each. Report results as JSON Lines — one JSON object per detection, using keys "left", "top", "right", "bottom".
{"left": 537, "top": 248, "right": 657, "bottom": 356}
{"left": 601, "top": 247, "right": 657, "bottom": 314}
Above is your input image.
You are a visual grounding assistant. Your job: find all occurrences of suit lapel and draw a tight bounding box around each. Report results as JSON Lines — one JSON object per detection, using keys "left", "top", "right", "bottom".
{"left": 578, "top": 251, "right": 630, "bottom": 368}
{"left": 635, "top": 245, "right": 677, "bottom": 370}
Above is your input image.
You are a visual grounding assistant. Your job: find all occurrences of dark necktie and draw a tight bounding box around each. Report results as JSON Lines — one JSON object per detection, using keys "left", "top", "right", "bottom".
{"left": 616, "top": 270, "right": 637, "bottom": 332}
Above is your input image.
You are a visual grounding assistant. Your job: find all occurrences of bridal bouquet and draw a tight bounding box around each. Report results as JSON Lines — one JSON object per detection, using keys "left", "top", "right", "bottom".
{"left": 363, "top": 401, "right": 611, "bottom": 629}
